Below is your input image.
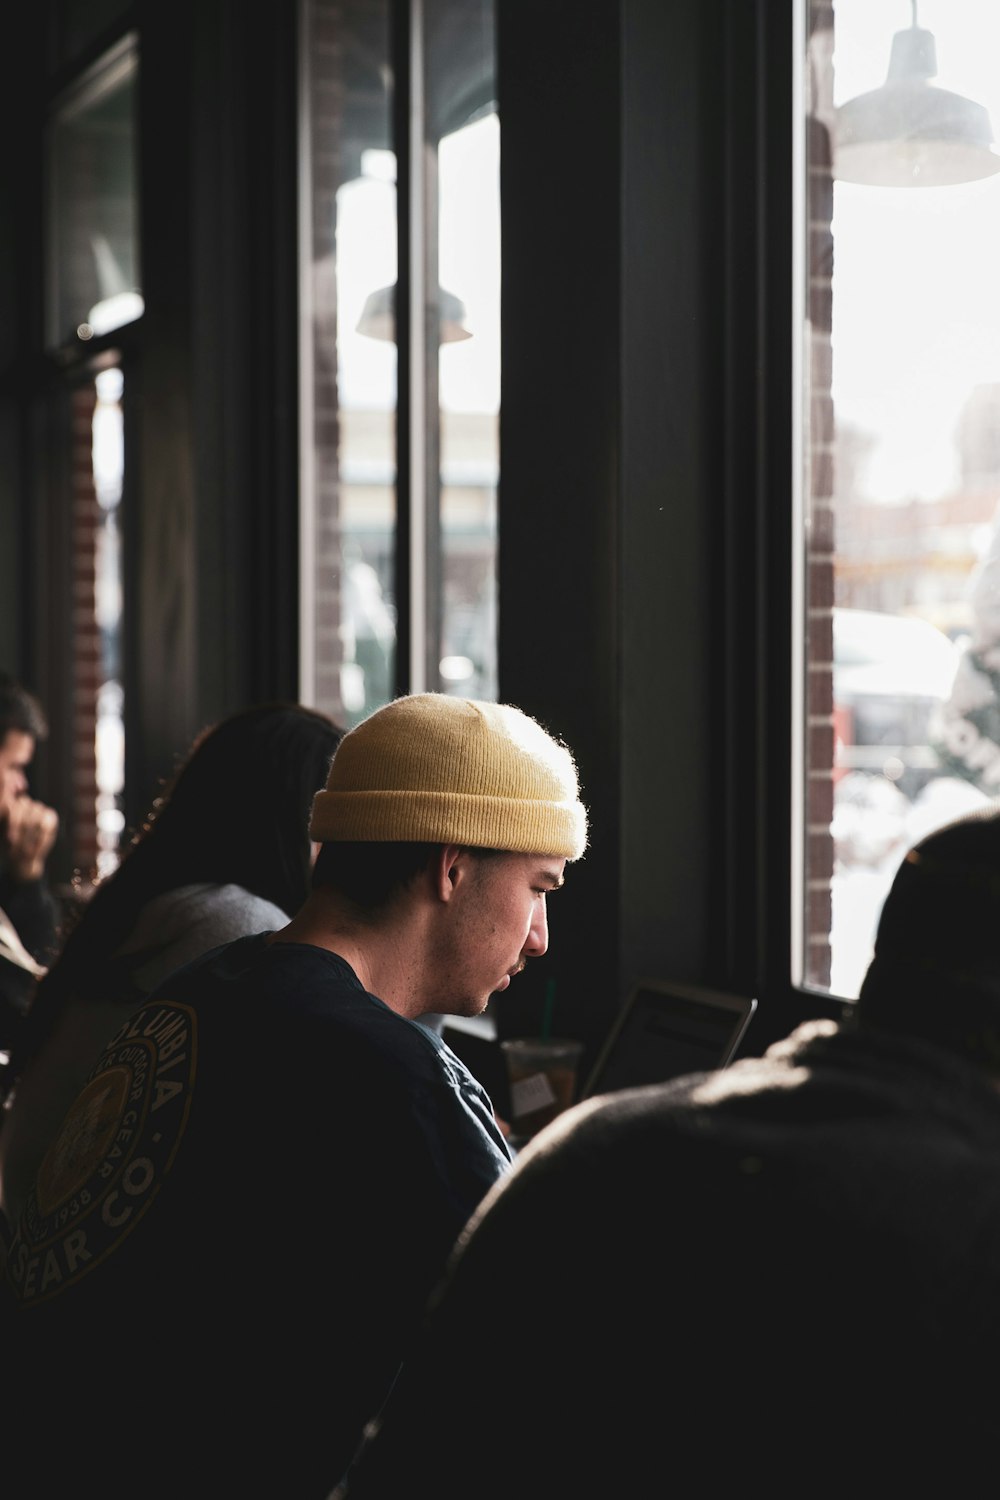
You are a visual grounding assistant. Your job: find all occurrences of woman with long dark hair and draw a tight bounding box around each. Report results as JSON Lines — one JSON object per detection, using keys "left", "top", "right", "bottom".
{"left": 0, "top": 700, "right": 343, "bottom": 1222}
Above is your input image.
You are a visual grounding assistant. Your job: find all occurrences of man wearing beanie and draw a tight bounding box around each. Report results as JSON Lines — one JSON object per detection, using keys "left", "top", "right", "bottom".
{"left": 333, "top": 807, "right": 1000, "bottom": 1500}
{"left": 0, "top": 694, "right": 586, "bottom": 1500}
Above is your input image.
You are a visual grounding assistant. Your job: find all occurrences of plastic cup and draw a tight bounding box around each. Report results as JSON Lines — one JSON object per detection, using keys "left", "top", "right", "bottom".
{"left": 500, "top": 1036, "right": 584, "bottom": 1144}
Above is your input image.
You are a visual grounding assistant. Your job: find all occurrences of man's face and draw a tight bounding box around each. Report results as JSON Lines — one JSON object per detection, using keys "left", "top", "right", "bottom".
{"left": 438, "top": 850, "right": 566, "bottom": 1016}
{"left": 0, "top": 730, "right": 35, "bottom": 822}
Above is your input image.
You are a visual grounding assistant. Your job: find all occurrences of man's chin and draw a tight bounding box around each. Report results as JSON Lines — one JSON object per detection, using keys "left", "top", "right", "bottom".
{"left": 445, "top": 993, "right": 493, "bottom": 1018}
{"left": 493, "top": 963, "right": 525, "bottom": 997}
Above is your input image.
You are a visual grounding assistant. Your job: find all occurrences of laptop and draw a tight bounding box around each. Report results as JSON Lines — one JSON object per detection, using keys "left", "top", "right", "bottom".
{"left": 580, "top": 978, "right": 757, "bottom": 1100}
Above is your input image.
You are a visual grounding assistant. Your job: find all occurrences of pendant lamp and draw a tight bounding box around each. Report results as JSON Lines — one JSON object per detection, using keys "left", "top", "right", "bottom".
{"left": 356, "top": 283, "right": 472, "bottom": 343}
{"left": 834, "top": 1, "right": 1000, "bottom": 187}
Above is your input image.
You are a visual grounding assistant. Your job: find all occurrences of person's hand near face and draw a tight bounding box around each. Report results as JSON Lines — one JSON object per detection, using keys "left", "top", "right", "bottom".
{"left": 0, "top": 729, "right": 59, "bottom": 884}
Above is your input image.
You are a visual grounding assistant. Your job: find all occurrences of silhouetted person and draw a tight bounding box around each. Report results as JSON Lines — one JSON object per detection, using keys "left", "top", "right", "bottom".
{"left": 334, "top": 806, "right": 1000, "bottom": 1500}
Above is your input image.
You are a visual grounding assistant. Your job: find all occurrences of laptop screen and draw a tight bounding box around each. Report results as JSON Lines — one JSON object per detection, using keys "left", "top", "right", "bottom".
{"left": 581, "top": 980, "right": 757, "bottom": 1100}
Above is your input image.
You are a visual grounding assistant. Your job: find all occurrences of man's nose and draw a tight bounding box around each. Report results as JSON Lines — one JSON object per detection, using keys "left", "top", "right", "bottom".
{"left": 524, "top": 900, "right": 549, "bottom": 958}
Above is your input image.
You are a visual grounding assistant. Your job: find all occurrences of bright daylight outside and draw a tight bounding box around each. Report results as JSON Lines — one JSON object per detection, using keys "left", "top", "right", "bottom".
{"left": 802, "top": 0, "right": 1000, "bottom": 997}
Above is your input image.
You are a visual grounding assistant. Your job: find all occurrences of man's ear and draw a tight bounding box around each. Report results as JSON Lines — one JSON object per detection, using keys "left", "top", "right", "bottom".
{"left": 432, "top": 844, "right": 471, "bottom": 903}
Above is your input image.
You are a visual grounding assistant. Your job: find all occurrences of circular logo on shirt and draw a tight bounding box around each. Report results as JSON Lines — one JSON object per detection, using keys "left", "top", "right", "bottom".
{"left": 5, "top": 1002, "right": 197, "bottom": 1306}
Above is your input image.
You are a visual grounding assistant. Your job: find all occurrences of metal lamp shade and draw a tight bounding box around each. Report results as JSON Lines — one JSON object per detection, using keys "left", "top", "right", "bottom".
{"left": 834, "top": 23, "right": 1000, "bottom": 187}
{"left": 356, "top": 283, "right": 473, "bottom": 343}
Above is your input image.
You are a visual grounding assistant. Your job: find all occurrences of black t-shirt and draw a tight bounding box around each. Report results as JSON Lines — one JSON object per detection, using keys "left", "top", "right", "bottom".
{"left": 1, "top": 936, "right": 512, "bottom": 1499}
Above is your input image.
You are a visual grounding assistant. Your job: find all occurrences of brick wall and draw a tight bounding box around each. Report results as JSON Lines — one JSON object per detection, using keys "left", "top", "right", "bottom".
{"left": 306, "top": 0, "right": 349, "bottom": 722}
{"left": 70, "top": 383, "right": 102, "bottom": 881}
{"left": 803, "top": 0, "right": 836, "bottom": 990}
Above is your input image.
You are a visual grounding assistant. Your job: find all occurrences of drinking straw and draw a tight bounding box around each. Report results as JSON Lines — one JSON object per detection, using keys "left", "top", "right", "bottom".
{"left": 541, "top": 977, "right": 556, "bottom": 1040}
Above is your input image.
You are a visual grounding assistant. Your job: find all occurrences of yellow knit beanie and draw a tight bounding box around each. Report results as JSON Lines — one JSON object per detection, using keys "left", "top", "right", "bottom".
{"left": 309, "top": 693, "right": 587, "bottom": 860}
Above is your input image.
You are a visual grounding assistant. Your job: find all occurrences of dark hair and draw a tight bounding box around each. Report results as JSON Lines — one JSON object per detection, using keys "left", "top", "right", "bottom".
{"left": 857, "top": 806, "right": 1000, "bottom": 1075}
{"left": 15, "top": 701, "right": 343, "bottom": 1068}
{"left": 312, "top": 840, "right": 505, "bottom": 911}
{"left": 0, "top": 673, "right": 47, "bottom": 743}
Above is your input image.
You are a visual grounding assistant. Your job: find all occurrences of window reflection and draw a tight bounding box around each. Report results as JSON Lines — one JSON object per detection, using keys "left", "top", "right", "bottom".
{"left": 800, "top": 0, "right": 1000, "bottom": 996}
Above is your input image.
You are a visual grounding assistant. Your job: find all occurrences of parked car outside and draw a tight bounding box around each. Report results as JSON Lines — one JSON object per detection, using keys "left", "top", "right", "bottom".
{"left": 833, "top": 606, "right": 960, "bottom": 799}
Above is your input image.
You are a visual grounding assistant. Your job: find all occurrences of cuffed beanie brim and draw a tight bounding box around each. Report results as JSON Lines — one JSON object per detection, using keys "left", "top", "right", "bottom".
{"left": 309, "top": 694, "right": 587, "bottom": 860}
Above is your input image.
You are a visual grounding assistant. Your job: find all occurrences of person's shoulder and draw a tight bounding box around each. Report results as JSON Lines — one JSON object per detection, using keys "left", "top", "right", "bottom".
{"left": 167, "top": 938, "right": 395, "bottom": 1047}
{"left": 494, "top": 1013, "right": 1000, "bottom": 1234}
{"left": 140, "top": 882, "right": 287, "bottom": 945}
{"left": 199, "top": 883, "right": 288, "bottom": 929}
{"left": 146, "top": 926, "right": 271, "bottom": 987}
{"left": 252, "top": 939, "right": 370, "bottom": 1005}
{"left": 281, "top": 972, "right": 454, "bottom": 1073}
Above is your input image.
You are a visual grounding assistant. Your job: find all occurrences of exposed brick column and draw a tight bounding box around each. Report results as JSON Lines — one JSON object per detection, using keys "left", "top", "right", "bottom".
{"left": 306, "top": 0, "right": 347, "bottom": 722}
{"left": 70, "top": 383, "right": 101, "bottom": 882}
{"left": 803, "top": 0, "right": 836, "bottom": 990}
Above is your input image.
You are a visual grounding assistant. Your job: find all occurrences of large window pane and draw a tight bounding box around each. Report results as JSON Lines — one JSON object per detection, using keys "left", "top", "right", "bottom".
{"left": 47, "top": 35, "right": 141, "bottom": 350}
{"left": 798, "top": 0, "right": 1000, "bottom": 996}
{"left": 300, "top": 0, "right": 498, "bottom": 726}
{"left": 301, "top": 0, "right": 396, "bottom": 727}
{"left": 427, "top": 2, "right": 499, "bottom": 702}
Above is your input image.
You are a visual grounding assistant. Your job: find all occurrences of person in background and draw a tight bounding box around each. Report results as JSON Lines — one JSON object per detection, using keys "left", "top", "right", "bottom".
{"left": 0, "top": 674, "right": 59, "bottom": 1056}
{"left": 0, "top": 700, "right": 343, "bottom": 1227}
{"left": 333, "top": 805, "right": 1000, "bottom": 1500}
{"left": 0, "top": 692, "right": 587, "bottom": 1500}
